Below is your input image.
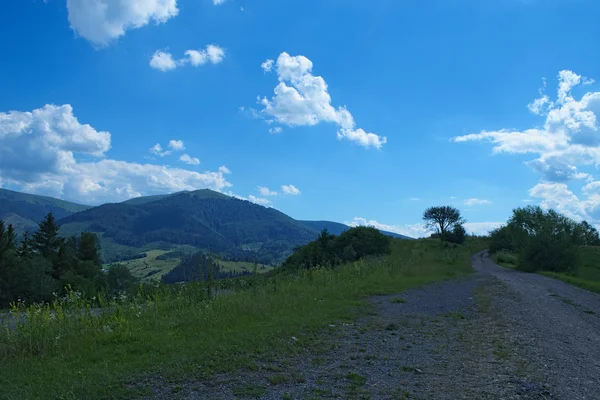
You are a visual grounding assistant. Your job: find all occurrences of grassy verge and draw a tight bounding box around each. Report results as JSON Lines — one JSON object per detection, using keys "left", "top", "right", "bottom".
{"left": 491, "top": 251, "right": 518, "bottom": 270}
{"left": 491, "top": 246, "right": 600, "bottom": 294}
{"left": 538, "top": 272, "right": 600, "bottom": 294}
{"left": 0, "top": 238, "right": 486, "bottom": 400}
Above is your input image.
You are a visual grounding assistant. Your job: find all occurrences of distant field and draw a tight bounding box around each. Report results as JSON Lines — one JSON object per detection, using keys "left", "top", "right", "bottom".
{"left": 109, "top": 250, "right": 180, "bottom": 282}
{"left": 492, "top": 246, "right": 600, "bottom": 293}
{"left": 218, "top": 260, "right": 275, "bottom": 274}
{"left": 107, "top": 251, "right": 277, "bottom": 282}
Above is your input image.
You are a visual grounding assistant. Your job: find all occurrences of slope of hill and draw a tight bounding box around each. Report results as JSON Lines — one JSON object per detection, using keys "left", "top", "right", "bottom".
{"left": 58, "top": 189, "right": 317, "bottom": 264}
{"left": 300, "top": 220, "right": 413, "bottom": 240}
{"left": 0, "top": 188, "right": 91, "bottom": 234}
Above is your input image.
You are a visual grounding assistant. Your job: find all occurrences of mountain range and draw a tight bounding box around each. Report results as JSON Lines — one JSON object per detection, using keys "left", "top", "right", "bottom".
{"left": 0, "top": 188, "right": 412, "bottom": 264}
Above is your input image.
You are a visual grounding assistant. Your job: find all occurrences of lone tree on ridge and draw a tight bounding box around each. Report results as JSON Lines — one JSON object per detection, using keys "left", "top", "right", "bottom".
{"left": 423, "top": 206, "right": 465, "bottom": 240}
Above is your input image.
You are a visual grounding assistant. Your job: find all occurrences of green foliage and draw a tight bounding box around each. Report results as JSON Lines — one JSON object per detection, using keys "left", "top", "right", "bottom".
{"left": 32, "top": 213, "right": 64, "bottom": 273}
{"left": 106, "top": 264, "right": 138, "bottom": 294}
{"left": 0, "top": 214, "right": 113, "bottom": 307}
{"left": 573, "top": 221, "right": 600, "bottom": 246}
{"left": 282, "top": 227, "right": 392, "bottom": 270}
{"left": 494, "top": 251, "right": 517, "bottom": 266}
{"left": 155, "top": 250, "right": 186, "bottom": 260}
{"left": 423, "top": 206, "right": 465, "bottom": 239}
{"left": 77, "top": 232, "right": 102, "bottom": 266}
{"left": 489, "top": 206, "right": 587, "bottom": 274}
{"left": 488, "top": 226, "right": 513, "bottom": 253}
{"left": 519, "top": 228, "right": 579, "bottom": 273}
{"left": 0, "top": 238, "right": 486, "bottom": 400}
{"left": 0, "top": 221, "right": 17, "bottom": 258}
{"left": 444, "top": 224, "right": 466, "bottom": 244}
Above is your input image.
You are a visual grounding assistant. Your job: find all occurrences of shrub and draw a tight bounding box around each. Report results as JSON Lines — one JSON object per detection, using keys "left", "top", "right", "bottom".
{"left": 444, "top": 224, "right": 466, "bottom": 244}
{"left": 491, "top": 206, "right": 582, "bottom": 274}
{"left": 488, "top": 226, "right": 513, "bottom": 254}
{"left": 495, "top": 251, "right": 517, "bottom": 265}
{"left": 519, "top": 231, "right": 578, "bottom": 273}
{"left": 106, "top": 264, "right": 138, "bottom": 294}
{"left": 282, "top": 227, "right": 392, "bottom": 270}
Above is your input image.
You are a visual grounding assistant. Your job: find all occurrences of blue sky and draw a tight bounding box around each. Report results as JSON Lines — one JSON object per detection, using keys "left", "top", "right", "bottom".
{"left": 1, "top": 0, "right": 600, "bottom": 237}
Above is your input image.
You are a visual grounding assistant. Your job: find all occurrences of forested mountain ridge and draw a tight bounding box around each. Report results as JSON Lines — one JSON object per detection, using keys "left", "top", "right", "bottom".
{"left": 57, "top": 189, "right": 317, "bottom": 264}
{"left": 0, "top": 188, "right": 91, "bottom": 235}
{"left": 1, "top": 188, "right": 412, "bottom": 265}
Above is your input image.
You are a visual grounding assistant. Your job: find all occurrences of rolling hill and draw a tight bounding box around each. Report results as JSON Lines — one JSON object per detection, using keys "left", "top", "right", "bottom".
{"left": 0, "top": 188, "right": 91, "bottom": 234}
{"left": 58, "top": 189, "right": 317, "bottom": 264}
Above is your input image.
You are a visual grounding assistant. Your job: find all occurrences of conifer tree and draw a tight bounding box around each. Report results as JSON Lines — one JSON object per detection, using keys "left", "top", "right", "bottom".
{"left": 32, "top": 213, "right": 63, "bottom": 259}
{"left": 17, "top": 232, "right": 34, "bottom": 259}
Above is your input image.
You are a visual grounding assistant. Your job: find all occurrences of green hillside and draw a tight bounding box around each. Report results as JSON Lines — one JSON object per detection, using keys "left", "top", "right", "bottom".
{"left": 0, "top": 188, "right": 91, "bottom": 234}
{"left": 58, "top": 189, "right": 317, "bottom": 264}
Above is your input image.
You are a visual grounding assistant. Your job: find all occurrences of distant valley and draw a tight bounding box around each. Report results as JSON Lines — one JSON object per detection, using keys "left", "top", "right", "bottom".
{"left": 0, "top": 188, "right": 412, "bottom": 270}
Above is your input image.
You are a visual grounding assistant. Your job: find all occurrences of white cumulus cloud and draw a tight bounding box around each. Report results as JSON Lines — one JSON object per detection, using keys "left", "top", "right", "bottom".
{"left": 149, "top": 143, "right": 171, "bottom": 157}
{"left": 248, "top": 195, "right": 272, "bottom": 206}
{"left": 261, "top": 59, "right": 274, "bottom": 72}
{"left": 257, "top": 52, "right": 386, "bottom": 149}
{"left": 258, "top": 186, "right": 278, "bottom": 196}
{"left": 180, "top": 154, "right": 200, "bottom": 165}
{"left": 453, "top": 70, "right": 600, "bottom": 183}
{"left": 149, "top": 50, "right": 177, "bottom": 71}
{"left": 168, "top": 140, "right": 185, "bottom": 151}
{"left": 67, "top": 0, "right": 179, "bottom": 46}
{"left": 150, "top": 45, "right": 226, "bottom": 71}
{"left": 184, "top": 45, "right": 226, "bottom": 66}
{"left": 281, "top": 184, "right": 301, "bottom": 195}
{"left": 0, "top": 104, "right": 232, "bottom": 204}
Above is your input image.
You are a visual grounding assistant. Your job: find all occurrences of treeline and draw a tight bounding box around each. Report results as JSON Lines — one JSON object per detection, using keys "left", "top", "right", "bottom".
{"left": 161, "top": 252, "right": 253, "bottom": 284}
{"left": 489, "top": 206, "right": 600, "bottom": 273}
{"left": 281, "top": 226, "right": 392, "bottom": 270}
{"left": 0, "top": 213, "right": 136, "bottom": 307}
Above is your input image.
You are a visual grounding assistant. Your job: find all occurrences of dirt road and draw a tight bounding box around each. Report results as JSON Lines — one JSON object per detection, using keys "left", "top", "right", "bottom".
{"left": 145, "top": 251, "right": 600, "bottom": 399}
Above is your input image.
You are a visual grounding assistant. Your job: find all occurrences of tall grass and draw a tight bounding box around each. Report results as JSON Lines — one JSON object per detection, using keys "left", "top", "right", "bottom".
{"left": 0, "top": 238, "right": 486, "bottom": 400}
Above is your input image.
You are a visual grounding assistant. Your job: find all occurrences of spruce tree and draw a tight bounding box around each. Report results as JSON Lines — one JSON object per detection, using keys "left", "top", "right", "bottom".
{"left": 17, "top": 232, "right": 34, "bottom": 259}
{"left": 32, "top": 213, "right": 63, "bottom": 258}
{"left": 32, "top": 213, "right": 64, "bottom": 278}
{"left": 77, "top": 232, "right": 102, "bottom": 266}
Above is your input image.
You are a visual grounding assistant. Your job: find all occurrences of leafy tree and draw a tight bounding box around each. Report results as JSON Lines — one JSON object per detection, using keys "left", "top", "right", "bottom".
{"left": 445, "top": 224, "right": 466, "bottom": 244}
{"left": 106, "top": 264, "right": 137, "bottom": 294}
{"left": 492, "top": 206, "right": 582, "bottom": 273}
{"left": 423, "top": 206, "right": 465, "bottom": 240}
{"left": 573, "top": 221, "right": 600, "bottom": 246}
{"left": 488, "top": 226, "right": 513, "bottom": 253}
